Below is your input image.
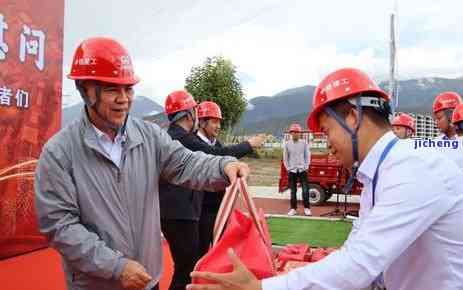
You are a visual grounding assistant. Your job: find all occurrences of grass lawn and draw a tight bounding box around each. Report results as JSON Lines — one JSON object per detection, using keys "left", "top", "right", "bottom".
{"left": 267, "top": 217, "right": 353, "bottom": 248}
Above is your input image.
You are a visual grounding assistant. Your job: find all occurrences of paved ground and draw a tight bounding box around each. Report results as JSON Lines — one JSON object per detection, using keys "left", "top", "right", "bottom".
{"left": 249, "top": 186, "right": 360, "bottom": 202}
{"left": 246, "top": 186, "right": 360, "bottom": 217}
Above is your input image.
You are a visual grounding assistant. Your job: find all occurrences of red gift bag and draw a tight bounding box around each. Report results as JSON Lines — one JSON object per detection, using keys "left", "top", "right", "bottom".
{"left": 193, "top": 178, "right": 276, "bottom": 284}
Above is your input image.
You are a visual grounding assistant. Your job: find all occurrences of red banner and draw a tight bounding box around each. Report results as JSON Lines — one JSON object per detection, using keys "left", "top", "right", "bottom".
{"left": 0, "top": 0, "right": 64, "bottom": 259}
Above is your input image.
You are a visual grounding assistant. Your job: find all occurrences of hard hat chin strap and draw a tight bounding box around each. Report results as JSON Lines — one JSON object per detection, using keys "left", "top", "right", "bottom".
{"left": 324, "top": 97, "right": 364, "bottom": 194}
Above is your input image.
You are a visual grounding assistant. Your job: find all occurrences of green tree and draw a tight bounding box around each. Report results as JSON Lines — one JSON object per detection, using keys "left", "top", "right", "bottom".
{"left": 185, "top": 56, "right": 247, "bottom": 132}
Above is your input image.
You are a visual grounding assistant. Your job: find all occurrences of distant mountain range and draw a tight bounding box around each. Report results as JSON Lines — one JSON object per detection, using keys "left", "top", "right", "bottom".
{"left": 233, "top": 77, "right": 463, "bottom": 135}
{"left": 62, "top": 77, "right": 463, "bottom": 136}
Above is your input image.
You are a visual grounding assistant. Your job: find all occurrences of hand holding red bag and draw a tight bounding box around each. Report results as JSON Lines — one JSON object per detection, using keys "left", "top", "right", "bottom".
{"left": 192, "top": 178, "right": 276, "bottom": 284}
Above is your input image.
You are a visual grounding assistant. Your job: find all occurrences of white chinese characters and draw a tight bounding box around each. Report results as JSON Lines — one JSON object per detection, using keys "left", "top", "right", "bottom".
{"left": 20, "top": 24, "right": 46, "bottom": 71}
{"left": 321, "top": 78, "right": 350, "bottom": 94}
{"left": 15, "top": 89, "right": 29, "bottom": 108}
{"left": 0, "top": 14, "right": 8, "bottom": 60}
{"left": 0, "top": 85, "right": 30, "bottom": 109}
{"left": 0, "top": 13, "right": 46, "bottom": 71}
{"left": 0, "top": 86, "right": 13, "bottom": 106}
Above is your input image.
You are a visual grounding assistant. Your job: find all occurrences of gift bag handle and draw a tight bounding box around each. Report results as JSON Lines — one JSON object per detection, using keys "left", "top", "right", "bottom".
{"left": 213, "top": 178, "right": 268, "bottom": 247}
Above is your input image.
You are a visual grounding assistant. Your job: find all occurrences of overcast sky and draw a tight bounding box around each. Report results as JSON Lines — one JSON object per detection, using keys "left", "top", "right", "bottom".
{"left": 63, "top": 0, "right": 463, "bottom": 106}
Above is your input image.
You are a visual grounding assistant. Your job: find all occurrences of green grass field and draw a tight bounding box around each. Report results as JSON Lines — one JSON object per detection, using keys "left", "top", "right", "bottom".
{"left": 268, "top": 217, "right": 353, "bottom": 247}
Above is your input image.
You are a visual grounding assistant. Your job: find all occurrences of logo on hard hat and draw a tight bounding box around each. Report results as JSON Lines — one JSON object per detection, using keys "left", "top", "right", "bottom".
{"left": 75, "top": 57, "right": 97, "bottom": 66}
{"left": 321, "top": 78, "right": 350, "bottom": 94}
{"left": 117, "top": 55, "right": 132, "bottom": 71}
{"left": 120, "top": 55, "right": 130, "bottom": 65}
{"left": 441, "top": 99, "right": 456, "bottom": 106}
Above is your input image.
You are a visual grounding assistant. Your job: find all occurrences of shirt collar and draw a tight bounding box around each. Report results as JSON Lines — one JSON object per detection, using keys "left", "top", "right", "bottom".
{"left": 357, "top": 131, "right": 396, "bottom": 183}
{"left": 91, "top": 124, "right": 126, "bottom": 144}
{"left": 197, "top": 130, "right": 216, "bottom": 146}
{"left": 91, "top": 124, "right": 106, "bottom": 139}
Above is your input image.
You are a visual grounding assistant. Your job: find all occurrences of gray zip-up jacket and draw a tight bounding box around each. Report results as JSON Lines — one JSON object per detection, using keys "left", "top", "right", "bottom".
{"left": 34, "top": 111, "right": 236, "bottom": 290}
{"left": 283, "top": 139, "right": 310, "bottom": 173}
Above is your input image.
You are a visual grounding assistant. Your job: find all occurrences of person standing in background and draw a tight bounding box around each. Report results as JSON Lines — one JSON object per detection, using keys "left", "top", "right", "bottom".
{"left": 283, "top": 123, "right": 311, "bottom": 216}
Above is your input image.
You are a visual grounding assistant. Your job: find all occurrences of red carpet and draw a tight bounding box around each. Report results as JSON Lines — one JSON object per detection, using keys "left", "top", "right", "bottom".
{"left": 0, "top": 240, "right": 174, "bottom": 290}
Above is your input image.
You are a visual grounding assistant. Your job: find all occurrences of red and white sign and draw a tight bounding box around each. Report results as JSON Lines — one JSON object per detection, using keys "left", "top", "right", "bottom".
{"left": 0, "top": 0, "right": 64, "bottom": 259}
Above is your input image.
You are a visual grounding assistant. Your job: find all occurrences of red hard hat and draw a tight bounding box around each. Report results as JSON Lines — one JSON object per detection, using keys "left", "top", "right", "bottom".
{"left": 165, "top": 90, "right": 197, "bottom": 115}
{"left": 289, "top": 123, "right": 302, "bottom": 133}
{"left": 307, "top": 68, "right": 389, "bottom": 132}
{"left": 392, "top": 113, "right": 415, "bottom": 132}
{"left": 67, "top": 37, "right": 140, "bottom": 85}
{"left": 452, "top": 103, "right": 463, "bottom": 124}
{"left": 433, "top": 92, "right": 462, "bottom": 114}
{"left": 198, "top": 101, "right": 222, "bottom": 119}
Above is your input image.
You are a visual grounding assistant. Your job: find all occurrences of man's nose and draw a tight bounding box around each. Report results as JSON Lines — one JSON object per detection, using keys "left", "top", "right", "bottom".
{"left": 116, "top": 87, "right": 132, "bottom": 102}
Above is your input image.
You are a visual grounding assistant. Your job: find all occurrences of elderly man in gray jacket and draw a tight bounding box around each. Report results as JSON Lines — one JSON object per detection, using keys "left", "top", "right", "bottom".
{"left": 34, "top": 37, "right": 248, "bottom": 290}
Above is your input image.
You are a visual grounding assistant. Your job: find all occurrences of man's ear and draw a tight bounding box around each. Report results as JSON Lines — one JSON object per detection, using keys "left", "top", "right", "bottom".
{"left": 345, "top": 107, "right": 359, "bottom": 130}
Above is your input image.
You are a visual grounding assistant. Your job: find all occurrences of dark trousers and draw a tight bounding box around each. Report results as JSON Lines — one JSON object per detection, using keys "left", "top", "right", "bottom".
{"left": 288, "top": 170, "right": 310, "bottom": 209}
{"left": 161, "top": 219, "right": 200, "bottom": 290}
{"left": 198, "top": 209, "right": 217, "bottom": 258}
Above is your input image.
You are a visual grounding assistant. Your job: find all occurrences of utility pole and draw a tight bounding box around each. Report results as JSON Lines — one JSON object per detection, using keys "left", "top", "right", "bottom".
{"left": 389, "top": 12, "right": 398, "bottom": 116}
